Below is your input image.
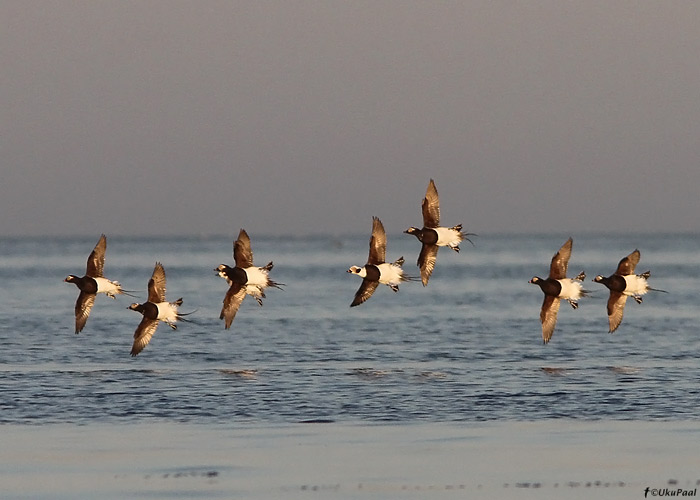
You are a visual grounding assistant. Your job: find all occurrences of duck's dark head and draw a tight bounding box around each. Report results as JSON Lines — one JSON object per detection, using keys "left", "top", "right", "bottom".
{"left": 593, "top": 275, "right": 606, "bottom": 284}
{"left": 528, "top": 276, "right": 542, "bottom": 285}
{"left": 64, "top": 275, "right": 79, "bottom": 284}
{"left": 404, "top": 227, "right": 423, "bottom": 240}
{"left": 215, "top": 264, "right": 231, "bottom": 275}
{"left": 128, "top": 303, "right": 144, "bottom": 313}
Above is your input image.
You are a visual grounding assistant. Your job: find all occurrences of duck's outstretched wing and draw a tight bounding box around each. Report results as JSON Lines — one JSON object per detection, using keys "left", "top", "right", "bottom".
{"left": 421, "top": 179, "right": 440, "bottom": 228}
{"left": 74, "top": 291, "right": 95, "bottom": 334}
{"left": 367, "top": 216, "right": 386, "bottom": 266}
{"left": 540, "top": 295, "right": 560, "bottom": 344}
{"left": 148, "top": 262, "right": 167, "bottom": 303}
{"left": 220, "top": 283, "right": 247, "bottom": 329}
{"left": 549, "top": 238, "right": 572, "bottom": 280}
{"left": 350, "top": 279, "right": 379, "bottom": 307}
{"left": 131, "top": 317, "right": 160, "bottom": 356}
{"left": 86, "top": 234, "right": 107, "bottom": 278}
{"left": 615, "top": 250, "right": 640, "bottom": 276}
{"left": 607, "top": 291, "right": 628, "bottom": 333}
{"left": 417, "top": 243, "right": 438, "bottom": 286}
{"left": 234, "top": 229, "right": 254, "bottom": 268}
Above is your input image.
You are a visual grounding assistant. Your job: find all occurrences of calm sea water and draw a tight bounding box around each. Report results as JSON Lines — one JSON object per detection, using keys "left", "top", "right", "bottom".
{"left": 1, "top": 233, "right": 698, "bottom": 425}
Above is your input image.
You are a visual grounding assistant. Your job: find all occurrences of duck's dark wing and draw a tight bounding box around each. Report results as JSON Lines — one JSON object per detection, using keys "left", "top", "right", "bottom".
{"left": 233, "top": 229, "right": 254, "bottom": 268}
{"left": 607, "top": 291, "right": 628, "bottom": 333}
{"left": 615, "top": 250, "right": 640, "bottom": 276}
{"left": 367, "top": 216, "right": 386, "bottom": 266}
{"left": 417, "top": 243, "right": 438, "bottom": 286}
{"left": 220, "top": 283, "right": 247, "bottom": 329}
{"left": 86, "top": 234, "right": 107, "bottom": 278}
{"left": 350, "top": 279, "right": 379, "bottom": 307}
{"left": 130, "top": 317, "right": 160, "bottom": 356}
{"left": 148, "top": 262, "right": 167, "bottom": 303}
{"left": 74, "top": 291, "right": 95, "bottom": 334}
{"left": 549, "top": 238, "right": 573, "bottom": 280}
{"left": 421, "top": 179, "right": 441, "bottom": 228}
{"left": 540, "top": 295, "right": 560, "bottom": 344}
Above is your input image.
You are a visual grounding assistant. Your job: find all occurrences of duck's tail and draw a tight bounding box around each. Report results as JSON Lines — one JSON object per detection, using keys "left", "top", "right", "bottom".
{"left": 641, "top": 271, "right": 668, "bottom": 293}
{"left": 454, "top": 225, "right": 477, "bottom": 246}
{"left": 262, "top": 262, "right": 285, "bottom": 290}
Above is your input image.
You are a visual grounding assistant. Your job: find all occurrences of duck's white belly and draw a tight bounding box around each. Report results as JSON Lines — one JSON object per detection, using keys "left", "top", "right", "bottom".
{"left": 95, "top": 277, "right": 120, "bottom": 295}
{"left": 244, "top": 266, "right": 269, "bottom": 287}
{"left": 155, "top": 301, "right": 178, "bottom": 322}
{"left": 623, "top": 274, "right": 648, "bottom": 296}
{"left": 557, "top": 279, "right": 584, "bottom": 300}
{"left": 377, "top": 263, "right": 404, "bottom": 286}
{"left": 435, "top": 227, "right": 462, "bottom": 247}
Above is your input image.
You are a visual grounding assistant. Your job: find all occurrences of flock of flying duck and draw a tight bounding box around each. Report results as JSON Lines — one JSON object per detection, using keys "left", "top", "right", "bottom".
{"left": 528, "top": 238, "right": 664, "bottom": 343}
{"left": 63, "top": 179, "right": 664, "bottom": 355}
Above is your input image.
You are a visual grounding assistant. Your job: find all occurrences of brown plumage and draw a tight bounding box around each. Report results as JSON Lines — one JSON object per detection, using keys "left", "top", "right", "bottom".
{"left": 216, "top": 229, "right": 282, "bottom": 329}
{"left": 538, "top": 239, "right": 572, "bottom": 343}
{"left": 129, "top": 262, "right": 184, "bottom": 356}
{"left": 348, "top": 217, "right": 412, "bottom": 307}
{"left": 548, "top": 237, "right": 572, "bottom": 280}
{"left": 349, "top": 217, "right": 385, "bottom": 307}
{"left": 404, "top": 179, "right": 471, "bottom": 286}
{"left": 529, "top": 238, "right": 587, "bottom": 344}
{"left": 608, "top": 250, "right": 639, "bottom": 333}
{"left": 64, "top": 234, "right": 124, "bottom": 334}
{"left": 220, "top": 229, "right": 254, "bottom": 329}
{"left": 592, "top": 249, "right": 654, "bottom": 333}
{"left": 71, "top": 235, "right": 106, "bottom": 333}
{"left": 422, "top": 178, "right": 441, "bottom": 229}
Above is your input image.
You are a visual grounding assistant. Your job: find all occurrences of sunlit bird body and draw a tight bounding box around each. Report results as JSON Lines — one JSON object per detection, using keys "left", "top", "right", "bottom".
{"left": 129, "top": 262, "right": 188, "bottom": 356}
{"left": 64, "top": 234, "right": 126, "bottom": 333}
{"left": 529, "top": 238, "right": 588, "bottom": 344}
{"left": 215, "top": 229, "right": 283, "bottom": 329}
{"left": 404, "top": 179, "right": 473, "bottom": 286}
{"left": 348, "top": 216, "right": 413, "bottom": 307}
{"left": 593, "top": 249, "right": 665, "bottom": 333}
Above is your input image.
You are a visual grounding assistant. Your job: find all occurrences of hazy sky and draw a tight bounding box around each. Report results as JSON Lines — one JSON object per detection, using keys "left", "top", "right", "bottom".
{"left": 3, "top": 1, "right": 700, "bottom": 237}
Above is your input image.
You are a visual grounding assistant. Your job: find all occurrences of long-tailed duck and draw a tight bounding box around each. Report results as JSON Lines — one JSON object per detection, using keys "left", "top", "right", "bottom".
{"left": 129, "top": 262, "right": 188, "bottom": 356}
{"left": 529, "top": 238, "right": 587, "bottom": 344}
{"left": 593, "top": 249, "right": 665, "bottom": 333}
{"left": 64, "top": 234, "right": 126, "bottom": 334}
{"left": 348, "top": 216, "right": 413, "bottom": 307}
{"left": 404, "top": 179, "right": 473, "bottom": 286}
{"left": 215, "top": 229, "right": 283, "bottom": 329}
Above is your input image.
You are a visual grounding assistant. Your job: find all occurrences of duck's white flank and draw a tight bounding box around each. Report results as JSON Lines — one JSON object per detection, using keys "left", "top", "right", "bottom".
{"left": 376, "top": 263, "right": 405, "bottom": 286}
{"left": 243, "top": 266, "right": 271, "bottom": 300}
{"left": 556, "top": 279, "right": 585, "bottom": 300}
{"left": 94, "top": 277, "right": 122, "bottom": 297}
{"left": 243, "top": 266, "right": 269, "bottom": 287}
{"left": 434, "top": 227, "right": 463, "bottom": 248}
{"left": 155, "top": 301, "right": 179, "bottom": 324}
{"left": 623, "top": 275, "right": 649, "bottom": 296}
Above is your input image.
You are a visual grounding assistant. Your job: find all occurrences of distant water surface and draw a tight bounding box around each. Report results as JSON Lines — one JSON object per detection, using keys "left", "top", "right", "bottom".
{"left": 1, "top": 233, "right": 698, "bottom": 425}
